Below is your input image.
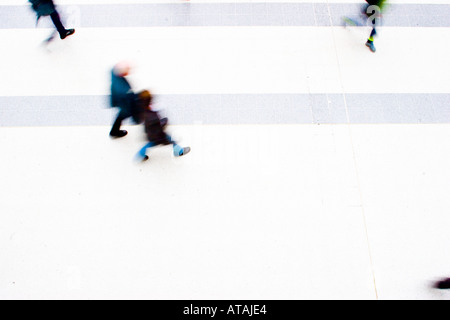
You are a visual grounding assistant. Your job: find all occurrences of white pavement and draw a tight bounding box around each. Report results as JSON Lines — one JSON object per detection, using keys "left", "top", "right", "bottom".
{"left": 0, "top": 0, "right": 450, "bottom": 300}
{"left": 1, "top": 26, "right": 449, "bottom": 96}
{"left": 1, "top": 124, "right": 449, "bottom": 300}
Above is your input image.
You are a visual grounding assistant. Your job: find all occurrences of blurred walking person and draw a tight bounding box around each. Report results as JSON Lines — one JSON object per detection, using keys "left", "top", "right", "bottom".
{"left": 29, "top": 0, "right": 75, "bottom": 40}
{"left": 343, "top": 0, "right": 387, "bottom": 53}
{"left": 109, "top": 62, "right": 144, "bottom": 138}
{"left": 363, "top": 0, "right": 387, "bottom": 52}
{"left": 136, "top": 90, "right": 191, "bottom": 162}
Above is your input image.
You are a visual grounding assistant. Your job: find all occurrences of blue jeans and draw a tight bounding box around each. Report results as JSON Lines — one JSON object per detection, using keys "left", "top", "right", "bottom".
{"left": 137, "top": 135, "right": 183, "bottom": 159}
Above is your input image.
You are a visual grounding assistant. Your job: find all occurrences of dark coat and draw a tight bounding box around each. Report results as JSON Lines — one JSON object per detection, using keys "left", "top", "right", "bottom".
{"left": 110, "top": 70, "right": 133, "bottom": 110}
{"left": 29, "top": 0, "right": 56, "bottom": 17}
{"left": 144, "top": 110, "right": 170, "bottom": 145}
{"left": 110, "top": 70, "right": 144, "bottom": 123}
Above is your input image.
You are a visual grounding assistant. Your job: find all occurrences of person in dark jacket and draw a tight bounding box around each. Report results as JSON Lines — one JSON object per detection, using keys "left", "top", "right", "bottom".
{"left": 29, "top": 0, "right": 75, "bottom": 40}
{"left": 136, "top": 90, "right": 190, "bottom": 162}
{"left": 109, "top": 62, "right": 144, "bottom": 138}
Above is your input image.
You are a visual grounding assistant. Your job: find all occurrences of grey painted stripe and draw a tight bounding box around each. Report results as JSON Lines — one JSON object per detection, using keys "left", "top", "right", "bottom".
{"left": 1, "top": 3, "right": 450, "bottom": 29}
{"left": 0, "top": 94, "right": 449, "bottom": 126}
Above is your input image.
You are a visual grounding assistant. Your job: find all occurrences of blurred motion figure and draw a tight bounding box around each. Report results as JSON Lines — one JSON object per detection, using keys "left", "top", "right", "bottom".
{"left": 363, "top": 0, "right": 387, "bottom": 52}
{"left": 109, "top": 62, "right": 145, "bottom": 138}
{"left": 434, "top": 278, "right": 450, "bottom": 289}
{"left": 29, "top": 0, "right": 75, "bottom": 40}
{"left": 343, "top": 0, "right": 387, "bottom": 52}
{"left": 136, "top": 90, "right": 191, "bottom": 162}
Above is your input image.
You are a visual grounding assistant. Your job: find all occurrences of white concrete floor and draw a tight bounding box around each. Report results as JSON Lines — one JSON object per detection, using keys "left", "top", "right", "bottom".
{"left": 1, "top": 124, "right": 449, "bottom": 299}
{"left": 1, "top": 0, "right": 450, "bottom": 300}
{"left": 1, "top": 26, "right": 450, "bottom": 96}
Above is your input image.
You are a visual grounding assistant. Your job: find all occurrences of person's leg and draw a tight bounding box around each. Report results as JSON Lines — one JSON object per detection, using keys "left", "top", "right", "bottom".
{"left": 50, "top": 11, "right": 65, "bottom": 34}
{"left": 365, "top": 2, "right": 382, "bottom": 52}
{"left": 362, "top": 3, "right": 380, "bottom": 52}
{"left": 366, "top": 27, "right": 377, "bottom": 52}
{"left": 110, "top": 111, "right": 128, "bottom": 138}
{"left": 50, "top": 11, "right": 75, "bottom": 39}
{"left": 166, "top": 135, "right": 191, "bottom": 157}
{"left": 137, "top": 142, "right": 156, "bottom": 161}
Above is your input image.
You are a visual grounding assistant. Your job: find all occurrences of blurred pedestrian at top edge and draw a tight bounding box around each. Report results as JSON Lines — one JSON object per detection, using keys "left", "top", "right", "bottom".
{"left": 29, "top": 0, "right": 75, "bottom": 40}
{"left": 363, "top": 0, "right": 387, "bottom": 52}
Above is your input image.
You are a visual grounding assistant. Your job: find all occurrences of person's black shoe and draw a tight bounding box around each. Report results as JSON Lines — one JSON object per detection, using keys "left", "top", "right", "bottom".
{"left": 60, "top": 29, "right": 75, "bottom": 40}
{"left": 110, "top": 130, "right": 128, "bottom": 138}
